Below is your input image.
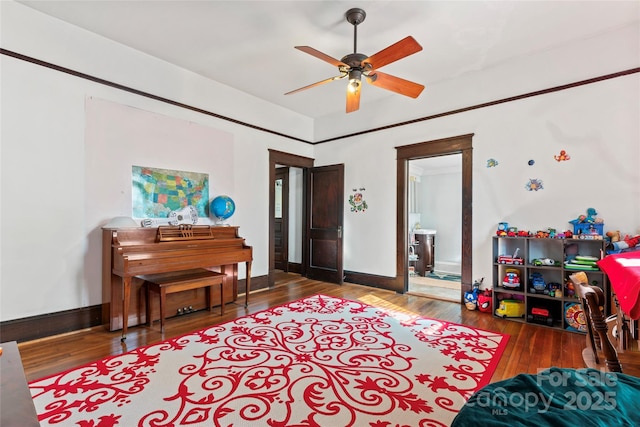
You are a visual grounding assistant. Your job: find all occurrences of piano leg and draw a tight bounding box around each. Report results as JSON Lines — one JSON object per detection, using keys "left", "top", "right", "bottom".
{"left": 245, "top": 261, "right": 252, "bottom": 308}
{"left": 121, "top": 276, "right": 131, "bottom": 341}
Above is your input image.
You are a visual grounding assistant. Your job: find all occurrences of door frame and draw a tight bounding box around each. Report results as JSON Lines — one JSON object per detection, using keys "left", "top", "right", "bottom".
{"left": 395, "top": 134, "right": 473, "bottom": 300}
{"left": 268, "top": 149, "right": 314, "bottom": 287}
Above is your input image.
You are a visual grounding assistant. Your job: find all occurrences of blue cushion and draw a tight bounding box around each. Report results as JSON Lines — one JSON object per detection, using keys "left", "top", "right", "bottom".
{"left": 452, "top": 367, "right": 640, "bottom": 426}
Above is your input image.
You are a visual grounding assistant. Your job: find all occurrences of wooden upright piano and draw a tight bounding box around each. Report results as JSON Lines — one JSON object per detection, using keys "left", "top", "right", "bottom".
{"left": 102, "top": 225, "right": 252, "bottom": 338}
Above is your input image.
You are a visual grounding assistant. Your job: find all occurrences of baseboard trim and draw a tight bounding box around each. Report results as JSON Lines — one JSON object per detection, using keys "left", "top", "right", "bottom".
{"left": 241, "top": 275, "right": 268, "bottom": 294}
{"left": 1, "top": 274, "right": 398, "bottom": 342}
{"left": 344, "top": 270, "right": 401, "bottom": 293}
{"left": 1, "top": 276, "right": 272, "bottom": 343}
{"left": 0, "top": 305, "right": 103, "bottom": 343}
{"left": 287, "top": 262, "right": 302, "bottom": 274}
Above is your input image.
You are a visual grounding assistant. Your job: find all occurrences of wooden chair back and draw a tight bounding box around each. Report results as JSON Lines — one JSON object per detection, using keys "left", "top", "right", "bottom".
{"left": 570, "top": 273, "right": 623, "bottom": 372}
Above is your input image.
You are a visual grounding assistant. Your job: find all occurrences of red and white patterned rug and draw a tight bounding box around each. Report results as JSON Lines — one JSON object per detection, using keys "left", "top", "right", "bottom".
{"left": 29, "top": 295, "right": 509, "bottom": 426}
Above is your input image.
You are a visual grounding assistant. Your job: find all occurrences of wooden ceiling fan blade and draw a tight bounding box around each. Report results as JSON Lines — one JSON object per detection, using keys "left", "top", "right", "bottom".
{"left": 362, "top": 36, "right": 422, "bottom": 70}
{"left": 346, "top": 83, "right": 361, "bottom": 113}
{"left": 285, "top": 74, "right": 347, "bottom": 95}
{"left": 294, "top": 46, "right": 349, "bottom": 68}
{"left": 366, "top": 71, "right": 424, "bottom": 98}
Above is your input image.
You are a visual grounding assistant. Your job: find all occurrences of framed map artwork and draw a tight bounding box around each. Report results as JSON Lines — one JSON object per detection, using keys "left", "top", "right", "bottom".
{"left": 132, "top": 166, "right": 209, "bottom": 218}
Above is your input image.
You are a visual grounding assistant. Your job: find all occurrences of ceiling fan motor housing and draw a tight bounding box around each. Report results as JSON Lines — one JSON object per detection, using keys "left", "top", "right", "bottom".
{"left": 340, "top": 53, "right": 368, "bottom": 71}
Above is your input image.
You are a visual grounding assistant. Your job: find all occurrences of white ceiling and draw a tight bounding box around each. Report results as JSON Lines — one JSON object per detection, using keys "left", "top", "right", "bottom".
{"left": 17, "top": 1, "right": 640, "bottom": 120}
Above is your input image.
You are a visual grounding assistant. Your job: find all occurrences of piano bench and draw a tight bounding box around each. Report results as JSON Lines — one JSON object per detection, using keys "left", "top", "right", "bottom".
{"left": 139, "top": 268, "right": 226, "bottom": 333}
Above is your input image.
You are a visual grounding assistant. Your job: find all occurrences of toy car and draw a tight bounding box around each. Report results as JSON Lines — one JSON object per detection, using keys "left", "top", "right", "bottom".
{"left": 532, "top": 258, "right": 558, "bottom": 266}
{"left": 502, "top": 268, "right": 521, "bottom": 290}
{"left": 527, "top": 307, "right": 554, "bottom": 326}
{"left": 495, "top": 300, "right": 525, "bottom": 318}
{"left": 497, "top": 248, "right": 523, "bottom": 265}
{"left": 529, "top": 272, "right": 546, "bottom": 293}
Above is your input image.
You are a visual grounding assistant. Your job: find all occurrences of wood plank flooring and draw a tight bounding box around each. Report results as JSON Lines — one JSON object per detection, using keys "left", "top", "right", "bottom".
{"left": 18, "top": 275, "right": 588, "bottom": 383}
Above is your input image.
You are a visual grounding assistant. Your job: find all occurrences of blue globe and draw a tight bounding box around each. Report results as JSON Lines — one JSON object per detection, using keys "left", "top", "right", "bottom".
{"left": 210, "top": 195, "right": 235, "bottom": 223}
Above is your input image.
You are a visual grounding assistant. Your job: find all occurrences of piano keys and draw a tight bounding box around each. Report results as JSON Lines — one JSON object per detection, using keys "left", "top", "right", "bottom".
{"left": 102, "top": 225, "right": 252, "bottom": 339}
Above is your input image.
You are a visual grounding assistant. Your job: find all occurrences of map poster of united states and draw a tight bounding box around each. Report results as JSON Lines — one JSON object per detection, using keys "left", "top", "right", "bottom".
{"left": 132, "top": 165, "right": 209, "bottom": 218}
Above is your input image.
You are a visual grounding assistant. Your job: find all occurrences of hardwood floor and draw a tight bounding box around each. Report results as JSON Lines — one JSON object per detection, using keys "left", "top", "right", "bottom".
{"left": 18, "top": 276, "right": 588, "bottom": 383}
{"left": 408, "top": 275, "right": 460, "bottom": 302}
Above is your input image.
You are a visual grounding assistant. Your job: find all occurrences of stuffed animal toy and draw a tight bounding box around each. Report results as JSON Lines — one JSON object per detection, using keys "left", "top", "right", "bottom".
{"left": 570, "top": 208, "right": 604, "bottom": 225}
{"left": 464, "top": 286, "right": 479, "bottom": 310}
{"left": 606, "top": 230, "right": 621, "bottom": 243}
{"left": 611, "top": 235, "right": 640, "bottom": 251}
{"left": 464, "top": 278, "right": 483, "bottom": 311}
{"left": 477, "top": 288, "right": 493, "bottom": 313}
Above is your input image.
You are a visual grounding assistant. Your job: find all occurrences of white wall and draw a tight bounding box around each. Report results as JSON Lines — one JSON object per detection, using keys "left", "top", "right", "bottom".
{"left": 0, "top": 2, "right": 313, "bottom": 321}
{"left": 314, "top": 23, "right": 640, "bottom": 284}
{"left": 315, "top": 74, "right": 640, "bottom": 284}
{"left": 420, "top": 168, "right": 462, "bottom": 271}
{"left": 288, "top": 168, "right": 303, "bottom": 264}
{"left": 1, "top": 2, "right": 639, "bottom": 323}
{"left": 313, "top": 22, "right": 639, "bottom": 282}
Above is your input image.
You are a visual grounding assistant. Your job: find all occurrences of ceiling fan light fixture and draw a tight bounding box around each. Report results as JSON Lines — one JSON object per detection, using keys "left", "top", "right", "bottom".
{"left": 348, "top": 69, "right": 362, "bottom": 93}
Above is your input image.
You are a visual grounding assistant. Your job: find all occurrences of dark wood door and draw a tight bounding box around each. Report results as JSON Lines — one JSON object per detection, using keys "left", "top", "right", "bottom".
{"left": 274, "top": 167, "right": 289, "bottom": 271}
{"left": 306, "top": 164, "right": 344, "bottom": 283}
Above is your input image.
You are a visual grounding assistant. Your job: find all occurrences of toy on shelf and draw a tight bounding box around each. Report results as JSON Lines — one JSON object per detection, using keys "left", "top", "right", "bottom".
{"left": 532, "top": 258, "right": 559, "bottom": 266}
{"left": 564, "top": 255, "right": 600, "bottom": 271}
{"left": 564, "top": 280, "right": 576, "bottom": 298}
{"left": 547, "top": 282, "right": 563, "bottom": 298}
{"left": 502, "top": 268, "right": 521, "bottom": 290}
{"left": 535, "top": 230, "right": 550, "bottom": 239}
{"left": 496, "top": 223, "right": 532, "bottom": 237}
{"left": 529, "top": 272, "right": 546, "bottom": 293}
{"left": 527, "top": 306, "right": 554, "bottom": 327}
{"left": 497, "top": 248, "right": 524, "bottom": 265}
{"left": 565, "top": 302, "right": 587, "bottom": 332}
{"left": 495, "top": 299, "right": 525, "bottom": 318}
{"left": 506, "top": 227, "right": 519, "bottom": 237}
{"left": 555, "top": 230, "right": 573, "bottom": 239}
{"left": 569, "top": 208, "right": 604, "bottom": 238}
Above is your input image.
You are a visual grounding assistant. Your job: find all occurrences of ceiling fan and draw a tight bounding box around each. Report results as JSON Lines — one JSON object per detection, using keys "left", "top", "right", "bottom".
{"left": 285, "top": 8, "right": 424, "bottom": 113}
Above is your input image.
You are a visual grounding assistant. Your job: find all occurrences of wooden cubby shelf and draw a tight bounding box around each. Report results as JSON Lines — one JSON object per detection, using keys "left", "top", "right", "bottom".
{"left": 492, "top": 236, "right": 609, "bottom": 333}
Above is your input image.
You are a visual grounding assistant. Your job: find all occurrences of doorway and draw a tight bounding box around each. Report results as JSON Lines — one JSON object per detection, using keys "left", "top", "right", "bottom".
{"left": 268, "top": 150, "right": 345, "bottom": 288}
{"left": 407, "top": 155, "right": 462, "bottom": 302}
{"left": 267, "top": 149, "right": 313, "bottom": 288}
{"left": 274, "top": 165, "right": 305, "bottom": 285}
{"left": 274, "top": 167, "right": 289, "bottom": 272}
{"left": 269, "top": 150, "right": 314, "bottom": 287}
{"left": 395, "top": 134, "right": 473, "bottom": 302}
